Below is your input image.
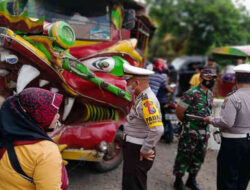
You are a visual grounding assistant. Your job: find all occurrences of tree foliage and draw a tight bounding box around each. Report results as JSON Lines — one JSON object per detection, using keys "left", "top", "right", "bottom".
{"left": 146, "top": 0, "right": 250, "bottom": 60}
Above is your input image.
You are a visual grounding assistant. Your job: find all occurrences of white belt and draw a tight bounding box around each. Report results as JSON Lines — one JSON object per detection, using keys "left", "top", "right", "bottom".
{"left": 125, "top": 135, "right": 144, "bottom": 145}
{"left": 221, "top": 132, "right": 249, "bottom": 138}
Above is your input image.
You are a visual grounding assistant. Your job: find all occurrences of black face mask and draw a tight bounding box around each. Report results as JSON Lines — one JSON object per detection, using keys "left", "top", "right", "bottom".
{"left": 44, "top": 128, "right": 54, "bottom": 132}
{"left": 202, "top": 79, "right": 215, "bottom": 89}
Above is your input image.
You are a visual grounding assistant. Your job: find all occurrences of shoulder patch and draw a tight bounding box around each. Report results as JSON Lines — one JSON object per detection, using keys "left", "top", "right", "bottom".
{"left": 142, "top": 99, "right": 163, "bottom": 128}
{"left": 221, "top": 98, "right": 228, "bottom": 109}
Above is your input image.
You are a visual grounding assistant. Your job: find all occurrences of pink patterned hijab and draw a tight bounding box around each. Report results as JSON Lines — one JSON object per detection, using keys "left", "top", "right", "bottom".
{"left": 18, "top": 88, "right": 63, "bottom": 129}
{"left": 0, "top": 88, "right": 63, "bottom": 141}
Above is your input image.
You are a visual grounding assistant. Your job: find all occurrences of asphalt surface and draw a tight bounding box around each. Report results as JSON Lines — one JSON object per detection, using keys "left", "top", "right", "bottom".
{"left": 67, "top": 138, "right": 250, "bottom": 190}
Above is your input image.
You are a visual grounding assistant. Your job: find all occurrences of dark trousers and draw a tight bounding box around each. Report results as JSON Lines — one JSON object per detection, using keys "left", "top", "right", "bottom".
{"left": 217, "top": 137, "right": 250, "bottom": 190}
{"left": 122, "top": 141, "right": 154, "bottom": 190}
{"left": 160, "top": 102, "right": 167, "bottom": 126}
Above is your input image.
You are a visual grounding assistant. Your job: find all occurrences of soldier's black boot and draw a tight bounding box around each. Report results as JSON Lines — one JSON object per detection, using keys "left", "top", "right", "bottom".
{"left": 174, "top": 176, "right": 186, "bottom": 190}
{"left": 185, "top": 174, "right": 203, "bottom": 190}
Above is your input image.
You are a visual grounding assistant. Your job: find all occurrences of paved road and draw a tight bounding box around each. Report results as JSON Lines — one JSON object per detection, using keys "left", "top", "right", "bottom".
{"left": 67, "top": 139, "right": 250, "bottom": 190}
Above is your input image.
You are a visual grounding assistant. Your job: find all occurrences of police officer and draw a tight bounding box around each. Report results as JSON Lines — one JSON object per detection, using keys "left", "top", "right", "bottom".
{"left": 204, "top": 64, "right": 250, "bottom": 190}
{"left": 122, "top": 74, "right": 164, "bottom": 190}
{"left": 173, "top": 68, "right": 216, "bottom": 190}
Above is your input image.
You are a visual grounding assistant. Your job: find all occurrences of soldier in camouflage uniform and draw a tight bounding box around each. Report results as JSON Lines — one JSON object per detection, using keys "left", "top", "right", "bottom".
{"left": 173, "top": 69, "right": 216, "bottom": 190}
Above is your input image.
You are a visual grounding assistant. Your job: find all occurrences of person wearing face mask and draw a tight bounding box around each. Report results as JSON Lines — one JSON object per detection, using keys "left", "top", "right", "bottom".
{"left": 0, "top": 88, "right": 68, "bottom": 190}
{"left": 173, "top": 68, "right": 216, "bottom": 190}
{"left": 122, "top": 73, "right": 164, "bottom": 190}
{"left": 204, "top": 64, "right": 250, "bottom": 190}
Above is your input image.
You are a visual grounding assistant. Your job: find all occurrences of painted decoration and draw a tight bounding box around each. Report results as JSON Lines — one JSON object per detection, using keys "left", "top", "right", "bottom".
{"left": 48, "top": 21, "right": 76, "bottom": 49}
{"left": 112, "top": 5, "right": 122, "bottom": 29}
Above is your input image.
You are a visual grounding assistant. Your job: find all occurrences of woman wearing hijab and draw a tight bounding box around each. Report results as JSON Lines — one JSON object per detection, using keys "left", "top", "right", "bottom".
{"left": 0, "top": 88, "right": 68, "bottom": 190}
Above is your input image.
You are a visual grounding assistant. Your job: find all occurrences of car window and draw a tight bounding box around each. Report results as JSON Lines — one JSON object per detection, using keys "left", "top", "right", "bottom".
{"left": 179, "top": 61, "right": 203, "bottom": 71}
{"left": 171, "top": 58, "right": 185, "bottom": 70}
{"left": 187, "top": 62, "right": 201, "bottom": 71}
{"left": 172, "top": 57, "right": 205, "bottom": 71}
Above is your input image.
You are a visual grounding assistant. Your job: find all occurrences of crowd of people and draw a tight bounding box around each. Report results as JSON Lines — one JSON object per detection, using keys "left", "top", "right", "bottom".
{"left": 122, "top": 57, "right": 250, "bottom": 190}
{"left": 0, "top": 57, "right": 250, "bottom": 190}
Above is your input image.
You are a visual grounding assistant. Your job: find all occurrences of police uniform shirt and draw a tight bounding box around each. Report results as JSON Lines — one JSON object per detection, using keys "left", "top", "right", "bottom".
{"left": 124, "top": 87, "right": 164, "bottom": 154}
{"left": 210, "top": 88, "right": 250, "bottom": 134}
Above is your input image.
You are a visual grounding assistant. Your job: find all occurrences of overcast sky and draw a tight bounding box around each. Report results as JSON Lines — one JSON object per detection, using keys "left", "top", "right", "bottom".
{"left": 232, "top": 0, "right": 250, "bottom": 11}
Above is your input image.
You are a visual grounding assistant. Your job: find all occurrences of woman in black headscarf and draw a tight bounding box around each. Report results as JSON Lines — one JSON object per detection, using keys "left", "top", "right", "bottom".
{"left": 0, "top": 88, "right": 68, "bottom": 190}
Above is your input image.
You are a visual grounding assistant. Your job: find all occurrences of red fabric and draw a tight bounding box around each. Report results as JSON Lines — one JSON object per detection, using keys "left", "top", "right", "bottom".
{"left": 0, "top": 77, "right": 6, "bottom": 90}
{"left": 61, "top": 164, "right": 69, "bottom": 190}
{"left": 146, "top": 100, "right": 152, "bottom": 114}
{"left": 13, "top": 140, "right": 42, "bottom": 146}
{"left": 0, "top": 140, "right": 42, "bottom": 159}
{"left": 0, "top": 148, "right": 5, "bottom": 159}
{"left": 19, "top": 88, "right": 63, "bottom": 128}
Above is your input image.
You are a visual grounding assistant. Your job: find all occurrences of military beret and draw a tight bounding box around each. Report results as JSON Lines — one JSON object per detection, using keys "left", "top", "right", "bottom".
{"left": 200, "top": 68, "right": 217, "bottom": 77}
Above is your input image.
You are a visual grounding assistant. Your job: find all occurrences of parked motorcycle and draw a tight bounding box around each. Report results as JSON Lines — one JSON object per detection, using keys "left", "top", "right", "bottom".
{"left": 162, "top": 83, "right": 179, "bottom": 143}
{"left": 163, "top": 103, "right": 179, "bottom": 143}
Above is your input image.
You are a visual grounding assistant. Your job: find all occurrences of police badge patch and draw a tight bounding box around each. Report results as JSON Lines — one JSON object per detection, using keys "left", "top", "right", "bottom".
{"left": 142, "top": 99, "right": 163, "bottom": 128}
{"left": 143, "top": 100, "right": 156, "bottom": 114}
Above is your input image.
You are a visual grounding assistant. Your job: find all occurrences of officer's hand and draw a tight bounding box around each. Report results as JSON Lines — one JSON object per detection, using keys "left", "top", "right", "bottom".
{"left": 203, "top": 116, "right": 211, "bottom": 124}
{"left": 140, "top": 151, "right": 155, "bottom": 161}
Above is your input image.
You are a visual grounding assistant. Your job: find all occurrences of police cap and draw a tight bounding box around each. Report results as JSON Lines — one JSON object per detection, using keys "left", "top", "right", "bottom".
{"left": 123, "top": 74, "right": 151, "bottom": 80}
{"left": 234, "top": 63, "right": 250, "bottom": 83}
{"left": 122, "top": 63, "right": 154, "bottom": 80}
{"left": 233, "top": 63, "right": 250, "bottom": 73}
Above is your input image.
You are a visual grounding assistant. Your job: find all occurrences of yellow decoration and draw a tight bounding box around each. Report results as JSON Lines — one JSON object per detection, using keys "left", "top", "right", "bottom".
{"left": 101, "top": 39, "right": 143, "bottom": 64}
{"left": 0, "top": 10, "right": 43, "bottom": 32}
{"left": 61, "top": 83, "right": 78, "bottom": 96}
{"left": 112, "top": 6, "right": 122, "bottom": 29}
{"left": 73, "top": 40, "right": 102, "bottom": 47}
{"left": 58, "top": 144, "right": 68, "bottom": 152}
{"left": 5, "top": 29, "right": 51, "bottom": 66}
{"left": 50, "top": 21, "right": 75, "bottom": 49}
{"left": 62, "top": 149, "right": 102, "bottom": 162}
{"left": 28, "top": 35, "right": 63, "bottom": 66}
{"left": 82, "top": 104, "right": 118, "bottom": 122}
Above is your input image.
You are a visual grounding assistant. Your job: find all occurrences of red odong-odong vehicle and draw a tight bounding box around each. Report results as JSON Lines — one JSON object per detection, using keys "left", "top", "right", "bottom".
{"left": 0, "top": 0, "right": 155, "bottom": 171}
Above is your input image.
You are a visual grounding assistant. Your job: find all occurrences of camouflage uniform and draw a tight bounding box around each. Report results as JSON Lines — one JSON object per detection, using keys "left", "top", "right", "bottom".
{"left": 173, "top": 84, "right": 213, "bottom": 177}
